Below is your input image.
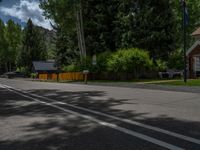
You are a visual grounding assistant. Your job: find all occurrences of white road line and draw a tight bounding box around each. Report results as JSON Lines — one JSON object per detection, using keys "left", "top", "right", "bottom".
{"left": 3, "top": 84, "right": 199, "bottom": 145}
{"left": 0, "top": 84, "right": 184, "bottom": 150}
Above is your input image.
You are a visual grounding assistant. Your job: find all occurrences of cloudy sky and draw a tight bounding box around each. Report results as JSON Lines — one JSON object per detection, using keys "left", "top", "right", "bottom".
{"left": 0, "top": 0, "right": 52, "bottom": 30}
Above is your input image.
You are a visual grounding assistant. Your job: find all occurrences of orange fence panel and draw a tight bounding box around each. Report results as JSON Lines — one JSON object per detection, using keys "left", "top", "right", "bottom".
{"left": 38, "top": 72, "right": 84, "bottom": 81}
{"left": 52, "top": 74, "right": 58, "bottom": 80}
{"left": 39, "top": 74, "right": 48, "bottom": 80}
{"left": 59, "top": 72, "right": 84, "bottom": 81}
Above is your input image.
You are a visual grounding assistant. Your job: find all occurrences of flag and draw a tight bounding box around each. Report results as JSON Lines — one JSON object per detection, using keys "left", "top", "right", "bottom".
{"left": 180, "top": 0, "right": 189, "bottom": 25}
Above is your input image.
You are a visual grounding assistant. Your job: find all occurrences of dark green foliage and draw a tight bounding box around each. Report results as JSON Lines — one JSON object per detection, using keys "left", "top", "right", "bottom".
{"left": 54, "top": 28, "right": 79, "bottom": 66}
{"left": 172, "top": 0, "right": 200, "bottom": 49}
{"left": 154, "top": 59, "right": 167, "bottom": 72}
{"left": 82, "top": 0, "right": 118, "bottom": 55}
{"left": 0, "top": 18, "right": 55, "bottom": 74}
{"left": 114, "top": 0, "right": 177, "bottom": 59}
{"left": 167, "top": 49, "right": 184, "bottom": 70}
{"left": 40, "top": 0, "right": 178, "bottom": 62}
{"left": 61, "top": 49, "right": 153, "bottom": 75}
{"left": 95, "top": 52, "right": 112, "bottom": 73}
{"left": 107, "top": 48, "right": 152, "bottom": 75}
{"left": 40, "top": 0, "right": 200, "bottom": 73}
{"left": 40, "top": 0, "right": 80, "bottom": 66}
{"left": 0, "top": 19, "right": 8, "bottom": 72}
{"left": 18, "top": 19, "right": 47, "bottom": 73}
{"left": 62, "top": 51, "right": 112, "bottom": 73}
{"left": 62, "top": 64, "right": 81, "bottom": 72}
{"left": 5, "top": 20, "right": 22, "bottom": 71}
{"left": 0, "top": 19, "right": 22, "bottom": 73}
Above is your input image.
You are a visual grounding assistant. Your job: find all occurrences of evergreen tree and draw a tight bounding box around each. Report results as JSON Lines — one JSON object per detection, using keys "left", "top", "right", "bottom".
{"left": 40, "top": 0, "right": 118, "bottom": 59}
{"left": 55, "top": 27, "right": 79, "bottom": 66}
{"left": 172, "top": 0, "right": 200, "bottom": 49}
{"left": 19, "top": 19, "right": 47, "bottom": 72}
{"left": 82, "top": 0, "right": 118, "bottom": 55}
{"left": 40, "top": 0, "right": 86, "bottom": 61}
{"left": 40, "top": 0, "right": 200, "bottom": 64}
{"left": 0, "top": 19, "right": 8, "bottom": 72}
{"left": 40, "top": 0, "right": 80, "bottom": 65}
{"left": 115, "top": 0, "right": 177, "bottom": 60}
{"left": 5, "top": 19, "right": 22, "bottom": 71}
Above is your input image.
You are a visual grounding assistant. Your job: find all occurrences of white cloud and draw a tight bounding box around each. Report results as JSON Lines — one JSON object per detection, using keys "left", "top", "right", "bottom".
{"left": 0, "top": 0, "right": 52, "bottom": 30}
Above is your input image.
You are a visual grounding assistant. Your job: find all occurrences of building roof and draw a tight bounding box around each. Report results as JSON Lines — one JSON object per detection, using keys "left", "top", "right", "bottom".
{"left": 191, "top": 27, "right": 200, "bottom": 36}
{"left": 187, "top": 40, "right": 200, "bottom": 56}
{"left": 33, "top": 61, "right": 57, "bottom": 71}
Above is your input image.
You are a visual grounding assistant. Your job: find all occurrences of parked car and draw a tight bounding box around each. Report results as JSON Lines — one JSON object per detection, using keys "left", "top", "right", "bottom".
{"left": 1, "top": 71, "right": 25, "bottom": 79}
{"left": 158, "top": 70, "right": 183, "bottom": 79}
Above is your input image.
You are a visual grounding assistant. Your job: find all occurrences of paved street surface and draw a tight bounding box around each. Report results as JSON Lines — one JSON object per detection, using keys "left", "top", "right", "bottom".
{"left": 0, "top": 79, "right": 200, "bottom": 150}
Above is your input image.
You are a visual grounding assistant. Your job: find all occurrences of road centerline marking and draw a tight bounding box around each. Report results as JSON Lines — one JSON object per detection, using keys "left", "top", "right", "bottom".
{"left": 4, "top": 84, "right": 199, "bottom": 145}
{"left": 0, "top": 84, "right": 185, "bottom": 150}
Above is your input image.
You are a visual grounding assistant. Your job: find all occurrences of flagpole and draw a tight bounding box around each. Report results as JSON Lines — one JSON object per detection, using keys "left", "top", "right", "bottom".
{"left": 183, "top": 1, "right": 187, "bottom": 83}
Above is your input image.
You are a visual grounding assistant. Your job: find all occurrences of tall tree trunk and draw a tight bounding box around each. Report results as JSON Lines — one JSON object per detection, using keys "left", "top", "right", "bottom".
{"left": 5, "top": 63, "right": 8, "bottom": 72}
{"left": 9, "top": 62, "right": 12, "bottom": 72}
{"left": 79, "top": 1, "right": 86, "bottom": 58}
{"left": 76, "top": 11, "right": 83, "bottom": 60}
{"left": 75, "top": 0, "right": 86, "bottom": 61}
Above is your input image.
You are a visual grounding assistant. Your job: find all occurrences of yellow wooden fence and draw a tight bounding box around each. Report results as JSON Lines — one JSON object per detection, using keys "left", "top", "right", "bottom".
{"left": 38, "top": 74, "right": 48, "bottom": 80}
{"left": 38, "top": 72, "right": 84, "bottom": 81}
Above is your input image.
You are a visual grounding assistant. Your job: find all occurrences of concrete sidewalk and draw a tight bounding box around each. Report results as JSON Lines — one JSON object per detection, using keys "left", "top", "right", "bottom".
{"left": 3, "top": 77, "right": 200, "bottom": 93}
{"left": 70, "top": 81, "right": 200, "bottom": 94}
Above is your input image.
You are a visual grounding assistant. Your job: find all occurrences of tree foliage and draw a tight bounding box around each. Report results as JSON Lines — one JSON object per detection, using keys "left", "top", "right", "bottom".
{"left": 114, "top": 0, "right": 178, "bottom": 59}
{"left": 107, "top": 48, "right": 152, "bottom": 74}
{"left": 40, "top": 0, "right": 86, "bottom": 65}
{"left": 18, "top": 19, "right": 47, "bottom": 73}
{"left": 0, "top": 19, "right": 8, "bottom": 72}
{"left": 0, "top": 19, "right": 22, "bottom": 72}
{"left": 5, "top": 20, "right": 22, "bottom": 71}
{"left": 40, "top": 0, "right": 179, "bottom": 62}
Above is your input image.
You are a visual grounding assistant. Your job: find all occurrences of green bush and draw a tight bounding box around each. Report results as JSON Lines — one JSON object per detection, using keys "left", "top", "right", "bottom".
{"left": 74, "top": 54, "right": 110, "bottom": 73}
{"left": 30, "top": 73, "right": 37, "bottom": 79}
{"left": 61, "top": 49, "right": 156, "bottom": 77}
{"left": 62, "top": 57, "right": 95, "bottom": 73}
{"left": 62, "top": 64, "right": 81, "bottom": 72}
{"left": 91, "top": 52, "right": 112, "bottom": 73}
{"left": 167, "top": 49, "right": 183, "bottom": 70}
{"left": 107, "top": 48, "right": 153, "bottom": 76}
{"left": 16, "top": 67, "right": 30, "bottom": 76}
{"left": 154, "top": 59, "right": 167, "bottom": 71}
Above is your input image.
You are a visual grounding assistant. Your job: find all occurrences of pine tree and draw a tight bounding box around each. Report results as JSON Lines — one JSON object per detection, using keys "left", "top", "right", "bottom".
{"left": 0, "top": 19, "right": 8, "bottom": 72}
{"left": 114, "top": 0, "right": 177, "bottom": 60}
{"left": 19, "top": 19, "right": 47, "bottom": 73}
{"left": 5, "top": 19, "right": 22, "bottom": 71}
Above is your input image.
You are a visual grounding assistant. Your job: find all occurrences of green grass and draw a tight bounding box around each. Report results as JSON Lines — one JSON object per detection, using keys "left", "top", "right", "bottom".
{"left": 34, "top": 78, "right": 168, "bottom": 84}
{"left": 87, "top": 79, "right": 168, "bottom": 83}
{"left": 154, "top": 79, "right": 200, "bottom": 86}
{"left": 36, "top": 78, "right": 200, "bottom": 86}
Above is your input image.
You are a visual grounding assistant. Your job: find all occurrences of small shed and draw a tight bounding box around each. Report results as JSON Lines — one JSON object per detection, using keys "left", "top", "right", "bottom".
{"left": 32, "top": 61, "right": 58, "bottom": 74}
{"left": 187, "top": 27, "right": 200, "bottom": 78}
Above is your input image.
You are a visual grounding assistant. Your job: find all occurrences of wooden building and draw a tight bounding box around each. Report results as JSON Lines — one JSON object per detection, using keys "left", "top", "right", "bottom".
{"left": 187, "top": 27, "right": 200, "bottom": 78}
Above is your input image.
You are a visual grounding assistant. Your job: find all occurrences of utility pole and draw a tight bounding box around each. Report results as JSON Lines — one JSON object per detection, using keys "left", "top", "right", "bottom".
{"left": 182, "top": 0, "right": 187, "bottom": 83}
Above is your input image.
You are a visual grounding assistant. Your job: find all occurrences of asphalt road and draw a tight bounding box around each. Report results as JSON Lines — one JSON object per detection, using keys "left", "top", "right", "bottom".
{"left": 0, "top": 78, "right": 200, "bottom": 150}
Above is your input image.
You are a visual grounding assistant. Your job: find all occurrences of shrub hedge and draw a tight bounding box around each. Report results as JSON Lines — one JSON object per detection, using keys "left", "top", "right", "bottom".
{"left": 61, "top": 48, "right": 164, "bottom": 79}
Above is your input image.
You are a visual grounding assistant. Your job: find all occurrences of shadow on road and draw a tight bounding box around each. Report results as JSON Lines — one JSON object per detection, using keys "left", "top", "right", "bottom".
{"left": 0, "top": 88, "right": 200, "bottom": 150}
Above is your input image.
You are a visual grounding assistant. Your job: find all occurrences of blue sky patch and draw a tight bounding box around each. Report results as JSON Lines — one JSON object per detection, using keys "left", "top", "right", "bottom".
{"left": 0, "top": 0, "right": 52, "bottom": 29}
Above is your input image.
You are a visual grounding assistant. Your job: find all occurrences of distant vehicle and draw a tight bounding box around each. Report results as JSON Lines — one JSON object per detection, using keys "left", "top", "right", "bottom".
{"left": 1, "top": 71, "right": 25, "bottom": 79}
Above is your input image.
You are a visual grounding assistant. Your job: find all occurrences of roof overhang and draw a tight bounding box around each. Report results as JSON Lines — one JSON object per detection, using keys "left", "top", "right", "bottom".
{"left": 191, "top": 27, "right": 200, "bottom": 37}
{"left": 186, "top": 40, "right": 200, "bottom": 56}
{"left": 32, "top": 61, "right": 57, "bottom": 71}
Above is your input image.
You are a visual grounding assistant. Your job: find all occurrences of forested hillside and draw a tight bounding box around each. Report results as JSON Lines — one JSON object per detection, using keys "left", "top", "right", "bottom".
{"left": 0, "top": 19, "right": 56, "bottom": 74}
